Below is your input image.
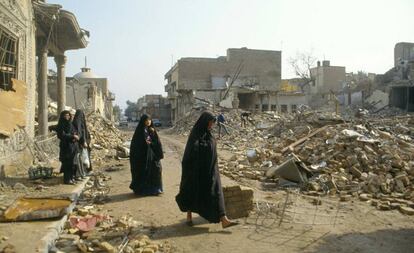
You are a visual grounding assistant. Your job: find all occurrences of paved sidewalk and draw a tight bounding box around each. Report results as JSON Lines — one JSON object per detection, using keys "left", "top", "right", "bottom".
{"left": 0, "top": 178, "right": 88, "bottom": 253}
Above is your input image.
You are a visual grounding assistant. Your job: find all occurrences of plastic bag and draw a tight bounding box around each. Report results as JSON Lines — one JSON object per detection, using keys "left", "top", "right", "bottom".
{"left": 81, "top": 148, "right": 90, "bottom": 169}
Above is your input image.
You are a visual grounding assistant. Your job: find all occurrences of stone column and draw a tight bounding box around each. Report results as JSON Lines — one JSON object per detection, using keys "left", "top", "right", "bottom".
{"left": 38, "top": 46, "right": 48, "bottom": 137}
{"left": 54, "top": 55, "right": 67, "bottom": 114}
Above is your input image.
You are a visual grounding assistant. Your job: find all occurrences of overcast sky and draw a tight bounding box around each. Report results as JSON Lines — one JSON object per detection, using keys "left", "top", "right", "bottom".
{"left": 51, "top": 0, "right": 414, "bottom": 109}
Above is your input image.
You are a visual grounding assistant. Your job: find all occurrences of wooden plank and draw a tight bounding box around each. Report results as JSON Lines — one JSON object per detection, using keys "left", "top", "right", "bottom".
{"left": 281, "top": 125, "right": 329, "bottom": 153}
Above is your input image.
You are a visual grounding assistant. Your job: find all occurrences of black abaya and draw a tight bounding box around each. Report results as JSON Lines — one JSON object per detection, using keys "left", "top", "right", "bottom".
{"left": 56, "top": 110, "right": 78, "bottom": 183}
{"left": 73, "top": 109, "right": 93, "bottom": 172}
{"left": 129, "top": 114, "right": 164, "bottom": 195}
{"left": 176, "top": 111, "right": 226, "bottom": 223}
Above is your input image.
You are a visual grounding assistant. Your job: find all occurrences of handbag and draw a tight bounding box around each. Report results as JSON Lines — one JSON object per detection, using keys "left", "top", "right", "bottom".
{"left": 81, "top": 148, "right": 90, "bottom": 169}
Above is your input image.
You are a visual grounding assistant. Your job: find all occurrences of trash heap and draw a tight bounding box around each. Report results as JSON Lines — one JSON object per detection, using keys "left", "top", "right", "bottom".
{"left": 87, "top": 113, "right": 127, "bottom": 161}
{"left": 54, "top": 207, "right": 172, "bottom": 253}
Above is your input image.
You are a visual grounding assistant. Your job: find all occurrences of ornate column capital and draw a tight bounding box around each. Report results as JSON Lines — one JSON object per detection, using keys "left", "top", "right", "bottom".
{"left": 54, "top": 54, "right": 67, "bottom": 67}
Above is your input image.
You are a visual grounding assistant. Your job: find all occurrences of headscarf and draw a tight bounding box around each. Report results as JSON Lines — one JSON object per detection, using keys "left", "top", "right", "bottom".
{"left": 56, "top": 110, "right": 72, "bottom": 135}
{"left": 72, "top": 109, "right": 90, "bottom": 144}
{"left": 130, "top": 114, "right": 163, "bottom": 160}
{"left": 182, "top": 111, "right": 216, "bottom": 165}
{"left": 187, "top": 111, "right": 216, "bottom": 142}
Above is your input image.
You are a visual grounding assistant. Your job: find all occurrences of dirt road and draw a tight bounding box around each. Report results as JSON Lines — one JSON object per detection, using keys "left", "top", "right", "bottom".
{"left": 102, "top": 133, "right": 414, "bottom": 253}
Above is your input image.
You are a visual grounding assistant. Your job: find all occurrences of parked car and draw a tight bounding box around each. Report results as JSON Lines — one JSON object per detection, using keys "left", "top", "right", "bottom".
{"left": 152, "top": 119, "right": 162, "bottom": 127}
{"left": 119, "top": 121, "right": 128, "bottom": 127}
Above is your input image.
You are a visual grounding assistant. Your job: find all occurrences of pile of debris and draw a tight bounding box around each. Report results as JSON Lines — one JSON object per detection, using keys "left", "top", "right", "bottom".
{"left": 282, "top": 123, "right": 414, "bottom": 214}
{"left": 170, "top": 108, "right": 414, "bottom": 214}
{"left": 87, "top": 113, "right": 127, "bottom": 161}
{"left": 53, "top": 207, "right": 172, "bottom": 253}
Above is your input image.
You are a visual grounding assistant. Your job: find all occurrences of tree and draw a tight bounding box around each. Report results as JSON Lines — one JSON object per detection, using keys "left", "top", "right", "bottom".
{"left": 288, "top": 50, "right": 317, "bottom": 91}
{"left": 112, "top": 105, "right": 122, "bottom": 122}
{"left": 124, "top": 100, "right": 138, "bottom": 121}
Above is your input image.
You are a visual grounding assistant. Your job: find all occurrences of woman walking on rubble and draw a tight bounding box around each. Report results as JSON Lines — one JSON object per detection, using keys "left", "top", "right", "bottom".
{"left": 129, "top": 114, "right": 164, "bottom": 195}
{"left": 56, "top": 110, "right": 79, "bottom": 185}
{"left": 176, "top": 111, "right": 238, "bottom": 228}
{"left": 72, "top": 109, "right": 91, "bottom": 179}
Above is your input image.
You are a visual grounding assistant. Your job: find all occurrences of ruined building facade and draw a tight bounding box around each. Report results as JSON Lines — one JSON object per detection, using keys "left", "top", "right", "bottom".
{"left": 48, "top": 66, "right": 115, "bottom": 120}
{"left": 308, "top": 60, "right": 346, "bottom": 108}
{"left": 137, "top": 95, "right": 171, "bottom": 125}
{"left": 0, "top": 0, "right": 88, "bottom": 176}
{"left": 165, "top": 48, "right": 288, "bottom": 121}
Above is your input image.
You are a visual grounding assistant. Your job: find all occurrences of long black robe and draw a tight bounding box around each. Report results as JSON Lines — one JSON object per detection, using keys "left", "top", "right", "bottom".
{"left": 56, "top": 110, "right": 78, "bottom": 183}
{"left": 129, "top": 114, "right": 164, "bottom": 195}
{"left": 176, "top": 111, "right": 226, "bottom": 223}
{"left": 72, "top": 110, "right": 89, "bottom": 177}
{"left": 73, "top": 110, "right": 93, "bottom": 172}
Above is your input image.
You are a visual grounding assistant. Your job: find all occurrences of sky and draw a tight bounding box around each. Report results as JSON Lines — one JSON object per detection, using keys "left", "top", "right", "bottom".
{"left": 51, "top": 0, "right": 414, "bottom": 109}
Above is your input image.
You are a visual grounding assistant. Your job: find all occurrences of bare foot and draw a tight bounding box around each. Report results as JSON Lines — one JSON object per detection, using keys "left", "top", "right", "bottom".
{"left": 186, "top": 212, "right": 193, "bottom": 226}
{"left": 221, "top": 216, "right": 239, "bottom": 228}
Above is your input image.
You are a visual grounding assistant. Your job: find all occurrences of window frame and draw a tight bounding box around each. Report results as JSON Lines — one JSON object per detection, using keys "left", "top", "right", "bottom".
{"left": 0, "top": 27, "right": 18, "bottom": 91}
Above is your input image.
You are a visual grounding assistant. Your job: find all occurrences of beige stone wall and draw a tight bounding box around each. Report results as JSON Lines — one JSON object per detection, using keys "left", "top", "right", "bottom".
{"left": 50, "top": 77, "right": 111, "bottom": 118}
{"left": 0, "top": 0, "right": 36, "bottom": 138}
{"left": 223, "top": 185, "right": 254, "bottom": 219}
{"left": 394, "top": 42, "right": 414, "bottom": 67}
{"left": 227, "top": 48, "right": 282, "bottom": 91}
{"left": 0, "top": 0, "right": 37, "bottom": 176}
{"left": 173, "top": 48, "right": 281, "bottom": 91}
{"left": 310, "top": 65, "right": 346, "bottom": 94}
{"left": 178, "top": 59, "right": 227, "bottom": 90}
{"left": 166, "top": 48, "right": 282, "bottom": 120}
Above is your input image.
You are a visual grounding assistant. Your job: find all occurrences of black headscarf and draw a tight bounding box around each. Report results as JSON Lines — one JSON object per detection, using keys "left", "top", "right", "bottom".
{"left": 56, "top": 110, "right": 72, "bottom": 136}
{"left": 130, "top": 114, "right": 163, "bottom": 161}
{"left": 182, "top": 111, "right": 216, "bottom": 163}
{"left": 56, "top": 110, "right": 77, "bottom": 161}
{"left": 72, "top": 109, "right": 90, "bottom": 145}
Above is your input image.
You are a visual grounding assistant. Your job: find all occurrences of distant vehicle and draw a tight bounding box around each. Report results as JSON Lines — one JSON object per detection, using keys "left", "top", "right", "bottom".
{"left": 119, "top": 121, "right": 128, "bottom": 127}
{"left": 152, "top": 119, "right": 162, "bottom": 127}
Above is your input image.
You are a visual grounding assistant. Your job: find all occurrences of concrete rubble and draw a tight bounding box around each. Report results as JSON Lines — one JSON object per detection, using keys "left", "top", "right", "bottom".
{"left": 222, "top": 185, "right": 254, "bottom": 219}
{"left": 87, "top": 113, "right": 127, "bottom": 162}
{"left": 53, "top": 205, "right": 172, "bottom": 253}
{"left": 170, "top": 108, "right": 414, "bottom": 215}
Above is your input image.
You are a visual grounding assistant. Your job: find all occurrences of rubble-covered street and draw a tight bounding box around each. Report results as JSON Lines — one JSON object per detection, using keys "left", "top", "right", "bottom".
{"left": 1, "top": 110, "right": 414, "bottom": 252}
{"left": 1, "top": 1, "right": 414, "bottom": 252}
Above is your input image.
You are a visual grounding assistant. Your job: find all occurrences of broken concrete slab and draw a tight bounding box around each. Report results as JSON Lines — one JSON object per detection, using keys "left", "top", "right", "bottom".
{"left": 2, "top": 197, "right": 72, "bottom": 222}
{"left": 265, "top": 158, "right": 310, "bottom": 184}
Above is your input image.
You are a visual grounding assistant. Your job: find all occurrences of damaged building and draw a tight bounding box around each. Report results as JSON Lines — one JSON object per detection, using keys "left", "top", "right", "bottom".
{"left": 0, "top": 0, "right": 88, "bottom": 176}
{"left": 48, "top": 64, "right": 115, "bottom": 121}
{"left": 308, "top": 60, "right": 346, "bottom": 108}
{"left": 137, "top": 94, "right": 171, "bottom": 126}
{"left": 374, "top": 42, "right": 414, "bottom": 111}
{"left": 165, "top": 47, "right": 307, "bottom": 122}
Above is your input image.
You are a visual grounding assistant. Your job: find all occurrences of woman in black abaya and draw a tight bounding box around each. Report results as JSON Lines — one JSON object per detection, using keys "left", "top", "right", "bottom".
{"left": 72, "top": 109, "right": 90, "bottom": 179}
{"left": 129, "top": 114, "right": 164, "bottom": 195}
{"left": 176, "top": 111, "right": 238, "bottom": 228}
{"left": 56, "top": 110, "right": 79, "bottom": 185}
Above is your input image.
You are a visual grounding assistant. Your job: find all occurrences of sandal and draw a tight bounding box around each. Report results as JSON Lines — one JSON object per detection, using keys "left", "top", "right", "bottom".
{"left": 185, "top": 220, "right": 193, "bottom": 226}
{"left": 222, "top": 221, "right": 239, "bottom": 229}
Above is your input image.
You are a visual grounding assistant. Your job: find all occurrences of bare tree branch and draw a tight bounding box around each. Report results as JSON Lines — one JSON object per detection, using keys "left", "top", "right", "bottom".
{"left": 288, "top": 50, "right": 317, "bottom": 91}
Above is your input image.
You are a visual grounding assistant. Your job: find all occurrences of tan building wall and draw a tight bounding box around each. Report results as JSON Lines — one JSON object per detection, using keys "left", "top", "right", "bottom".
{"left": 310, "top": 61, "right": 346, "bottom": 94}
{"left": 0, "top": 0, "right": 38, "bottom": 177}
{"left": 0, "top": 0, "right": 36, "bottom": 137}
{"left": 394, "top": 42, "right": 414, "bottom": 67}
{"left": 165, "top": 48, "right": 282, "bottom": 121}
{"left": 227, "top": 48, "right": 281, "bottom": 91}
{"left": 48, "top": 76, "right": 112, "bottom": 119}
